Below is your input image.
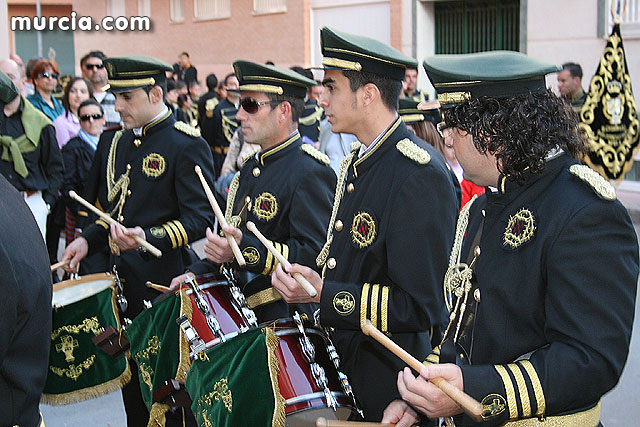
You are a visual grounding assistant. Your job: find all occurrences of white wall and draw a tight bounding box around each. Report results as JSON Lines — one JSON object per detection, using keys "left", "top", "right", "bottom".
{"left": 0, "top": 0, "right": 9, "bottom": 59}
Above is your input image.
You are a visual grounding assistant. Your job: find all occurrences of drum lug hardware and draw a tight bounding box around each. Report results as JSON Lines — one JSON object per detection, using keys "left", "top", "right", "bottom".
{"left": 185, "top": 276, "right": 226, "bottom": 342}
{"left": 123, "top": 317, "right": 132, "bottom": 327}
{"left": 338, "top": 371, "right": 363, "bottom": 418}
{"left": 310, "top": 362, "right": 337, "bottom": 411}
{"left": 242, "top": 307, "right": 258, "bottom": 327}
{"left": 176, "top": 315, "right": 207, "bottom": 358}
{"left": 112, "top": 266, "right": 128, "bottom": 313}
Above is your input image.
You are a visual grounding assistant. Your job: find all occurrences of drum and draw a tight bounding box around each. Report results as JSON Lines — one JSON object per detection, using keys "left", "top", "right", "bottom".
{"left": 185, "top": 273, "right": 258, "bottom": 348}
{"left": 42, "top": 273, "right": 130, "bottom": 405}
{"left": 271, "top": 315, "right": 355, "bottom": 425}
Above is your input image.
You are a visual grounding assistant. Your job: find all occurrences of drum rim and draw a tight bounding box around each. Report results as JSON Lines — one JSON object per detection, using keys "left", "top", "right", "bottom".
{"left": 53, "top": 272, "right": 114, "bottom": 292}
{"left": 285, "top": 391, "right": 351, "bottom": 408}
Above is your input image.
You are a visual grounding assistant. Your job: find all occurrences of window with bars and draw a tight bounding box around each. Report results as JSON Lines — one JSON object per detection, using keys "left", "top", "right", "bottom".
{"left": 434, "top": 0, "right": 520, "bottom": 54}
{"left": 254, "top": 0, "right": 287, "bottom": 15}
{"left": 603, "top": 0, "right": 640, "bottom": 38}
{"left": 138, "top": 0, "right": 150, "bottom": 17}
{"left": 107, "top": 0, "right": 126, "bottom": 17}
{"left": 195, "top": 0, "right": 231, "bottom": 20}
{"left": 170, "top": 0, "right": 184, "bottom": 23}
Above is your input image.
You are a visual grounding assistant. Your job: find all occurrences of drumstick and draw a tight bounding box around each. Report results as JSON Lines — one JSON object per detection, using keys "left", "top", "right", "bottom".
{"left": 194, "top": 165, "right": 246, "bottom": 267}
{"left": 50, "top": 259, "right": 70, "bottom": 271}
{"left": 316, "top": 419, "right": 395, "bottom": 427}
{"left": 362, "top": 320, "right": 483, "bottom": 422}
{"left": 246, "top": 221, "right": 317, "bottom": 298}
{"left": 146, "top": 281, "right": 171, "bottom": 292}
{"left": 68, "top": 191, "right": 162, "bottom": 258}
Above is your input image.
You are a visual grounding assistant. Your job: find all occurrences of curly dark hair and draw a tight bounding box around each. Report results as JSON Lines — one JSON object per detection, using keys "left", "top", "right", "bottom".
{"left": 442, "top": 90, "right": 587, "bottom": 182}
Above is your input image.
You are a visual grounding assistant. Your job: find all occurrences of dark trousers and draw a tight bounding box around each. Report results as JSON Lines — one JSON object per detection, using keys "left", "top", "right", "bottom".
{"left": 122, "top": 359, "right": 197, "bottom": 427}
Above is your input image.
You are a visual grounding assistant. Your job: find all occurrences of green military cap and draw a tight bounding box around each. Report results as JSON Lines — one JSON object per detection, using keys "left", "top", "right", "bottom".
{"left": 0, "top": 70, "right": 19, "bottom": 104}
{"left": 398, "top": 98, "right": 441, "bottom": 125}
{"left": 103, "top": 55, "right": 173, "bottom": 93}
{"left": 319, "top": 27, "right": 417, "bottom": 80}
{"left": 233, "top": 60, "right": 316, "bottom": 98}
{"left": 423, "top": 50, "right": 561, "bottom": 107}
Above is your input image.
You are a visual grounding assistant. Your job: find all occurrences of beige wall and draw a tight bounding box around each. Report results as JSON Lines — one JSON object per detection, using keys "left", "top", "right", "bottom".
{"left": 1, "top": 0, "right": 9, "bottom": 59}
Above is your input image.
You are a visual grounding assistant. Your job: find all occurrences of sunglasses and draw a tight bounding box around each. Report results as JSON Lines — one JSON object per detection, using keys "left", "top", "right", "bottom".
{"left": 437, "top": 121, "right": 453, "bottom": 138}
{"left": 84, "top": 63, "right": 104, "bottom": 70}
{"left": 80, "top": 113, "right": 104, "bottom": 122}
{"left": 240, "top": 97, "right": 281, "bottom": 114}
{"left": 39, "top": 72, "right": 59, "bottom": 79}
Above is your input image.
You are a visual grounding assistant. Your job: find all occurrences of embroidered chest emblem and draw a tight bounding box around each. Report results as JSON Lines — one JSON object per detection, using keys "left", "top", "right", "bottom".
{"left": 503, "top": 208, "right": 536, "bottom": 249}
{"left": 351, "top": 211, "right": 377, "bottom": 248}
{"left": 253, "top": 192, "right": 278, "bottom": 221}
{"left": 142, "top": 153, "right": 166, "bottom": 178}
{"left": 333, "top": 291, "right": 356, "bottom": 316}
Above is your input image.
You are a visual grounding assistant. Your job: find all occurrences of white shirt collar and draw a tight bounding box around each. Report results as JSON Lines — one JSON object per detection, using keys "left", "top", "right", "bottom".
{"left": 133, "top": 106, "right": 169, "bottom": 137}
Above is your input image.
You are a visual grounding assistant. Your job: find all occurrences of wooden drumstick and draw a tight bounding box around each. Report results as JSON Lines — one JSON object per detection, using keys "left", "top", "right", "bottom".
{"left": 246, "top": 221, "right": 317, "bottom": 298}
{"left": 146, "top": 281, "right": 171, "bottom": 292}
{"left": 194, "top": 165, "right": 246, "bottom": 267}
{"left": 362, "top": 320, "right": 483, "bottom": 422}
{"left": 68, "top": 191, "right": 162, "bottom": 258}
{"left": 316, "top": 418, "right": 395, "bottom": 427}
{"left": 50, "top": 259, "right": 70, "bottom": 271}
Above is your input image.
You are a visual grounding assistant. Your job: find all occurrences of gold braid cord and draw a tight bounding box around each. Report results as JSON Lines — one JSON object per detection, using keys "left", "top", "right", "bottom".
{"left": 316, "top": 151, "right": 356, "bottom": 271}
{"left": 225, "top": 172, "right": 241, "bottom": 224}
{"left": 106, "top": 130, "right": 131, "bottom": 219}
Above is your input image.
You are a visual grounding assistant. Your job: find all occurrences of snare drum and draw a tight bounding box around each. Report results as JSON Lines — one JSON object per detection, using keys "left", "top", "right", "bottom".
{"left": 42, "top": 273, "right": 130, "bottom": 405}
{"left": 186, "top": 273, "right": 257, "bottom": 348}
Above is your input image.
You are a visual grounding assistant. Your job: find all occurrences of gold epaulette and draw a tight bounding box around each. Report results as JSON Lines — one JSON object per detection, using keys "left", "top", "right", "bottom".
{"left": 174, "top": 121, "right": 201, "bottom": 138}
{"left": 298, "top": 107, "right": 324, "bottom": 126}
{"left": 396, "top": 138, "right": 431, "bottom": 165}
{"left": 300, "top": 144, "right": 330, "bottom": 166}
{"left": 350, "top": 141, "right": 362, "bottom": 153}
{"left": 569, "top": 164, "right": 616, "bottom": 201}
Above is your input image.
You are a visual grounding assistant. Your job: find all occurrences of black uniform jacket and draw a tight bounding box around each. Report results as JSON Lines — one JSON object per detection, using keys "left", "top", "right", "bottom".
{"left": 448, "top": 154, "right": 639, "bottom": 426}
{"left": 82, "top": 112, "right": 216, "bottom": 317}
{"left": 190, "top": 131, "right": 337, "bottom": 322}
{"left": 0, "top": 174, "right": 52, "bottom": 427}
{"left": 298, "top": 98, "right": 323, "bottom": 143}
{"left": 319, "top": 118, "right": 458, "bottom": 420}
{"left": 0, "top": 97, "right": 64, "bottom": 206}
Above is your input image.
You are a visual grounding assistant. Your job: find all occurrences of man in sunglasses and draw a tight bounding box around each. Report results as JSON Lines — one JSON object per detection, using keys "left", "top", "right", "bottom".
{"left": 390, "top": 51, "right": 639, "bottom": 427}
{"left": 62, "top": 55, "right": 215, "bottom": 427}
{"left": 271, "top": 27, "right": 458, "bottom": 424}
{"left": 80, "top": 50, "right": 121, "bottom": 129}
{"left": 173, "top": 60, "right": 337, "bottom": 323}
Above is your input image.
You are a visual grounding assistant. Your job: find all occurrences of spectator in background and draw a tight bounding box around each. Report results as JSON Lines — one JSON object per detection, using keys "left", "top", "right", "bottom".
{"left": 189, "top": 81, "right": 201, "bottom": 102}
{"left": 557, "top": 62, "right": 587, "bottom": 113}
{"left": 53, "top": 77, "right": 93, "bottom": 149}
{"left": 23, "top": 56, "right": 42, "bottom": 97}
{"left": 317, "top": 116, "right": 358, "bottom": 175}
{"left": 176, "top": 79, "right": 188, "bottom": 96}
{"left": 291, "top": 65, "right": 324, "bottom": 145}
{"left": 403, "top": 64, "right": 427, "bottom": 102}
{"left": 27, "top": 59, "right": 64, "bottom": 121}
{"left": 176, "top": 93, "right": 197, "bottom": 126}
{"left": 198, "top": 73, "right": 219, "bottom": 128}
{"left": 80, "top": 50, "right": 120, "bottom": 128}
{"left": 166, "top": 79, "right": 179, "bottom": 109}
{"left": 309, "top": 81, "right": 323, "bottom": 102}
{"left": 61, "top": 99, "right": 105, "bottom": 246}
{"left": 176, "top": 52, "right": 198, "bottom": 88}
{"left": 208, "top": 72, "right": 240, "bottom": 176}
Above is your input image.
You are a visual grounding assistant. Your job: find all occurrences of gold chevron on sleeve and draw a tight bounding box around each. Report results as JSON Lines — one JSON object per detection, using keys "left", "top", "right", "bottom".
{"left": 166, "top": 221, "right": 183, "bottom": 247}
{"left": 96, "top": 217, "right": 109, "bottom": 229}
{"left": 370, "top": 284, "right": 380, "bottom": 329}
{"left": 494, "top": 365, "right": 518, "bottom": 420}
{"left": 381, "top": 285, "right": 390, "bottom": 332}
{"left": 508, "top": 363, "right": 531, "bottom": 418}
{"left": 164, "top": 224, "right": 177, "bottom": 248}
{"left": 518, "top": 360, "right": 546, "bottom": 417}
{"left": 281, "top": 243, "right": 289, "bottom": 263}
{"left": 261, "top": 243, "right": 274, "bottom": 275}
{"left": 172, "top": 220, "right": 189, "bottom": 245}
{"left": 360, "top": 283, "right": 371, "bottom": 329}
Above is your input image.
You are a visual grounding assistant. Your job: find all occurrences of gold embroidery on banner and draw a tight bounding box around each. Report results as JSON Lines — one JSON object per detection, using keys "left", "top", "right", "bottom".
{"left": 139, "top": 361, "right": 154, "bottom": 391}
{"left": 494, "top": 365, "right": 518, "bottom": 420}
{"left": 508, "top": 363, "right": 532, "bottom": 418}
{"left": 370, "top": 284, "right": 380, "bottom": 329}
{"left": 56, "top": 335, "right": 79, "bottom": 362}
{"left": 150, "top": 226, "right": 166, "bottom": 239}
{"left": 518, "top": 360, "right": 546, "bottom": 417}
{"left": 503, "top": 208, "right": 536, "bottom": 249}
{"left": 351, "top": 211, "right": 377, "bottom": 248}
{"left": 242, "top": 246, "right": 260, "bottom": 265}
{"left": 264, "top": 327, "right": 286, "bottom": 427}
{"left": 142, "top": 153, "right": 166, "bottom": 178}
{"left": 51, "top": 317, "right": 102, "bottom": 340}
{"left": 396, "top": 138, "right": 431, "bottom": 165}
{"left": 569, "top": 164, "right": 617, "bottom": 201}
{"left": 360, "top": 284, "right": 370, "bottom": 328}
{"left": 50, "top": 355, "right": 96, "bottom": 381}
{"left": 334, "top": 291, "right": 356, "bottom": 316}
{"left": 481, "top": 393, "right": 507, "bottom": 420}
{"left": 381, "top": 286, "right": 390, "bottom": 333}
{"left": 254, "top": 192, "right": 278, "bottom": 221}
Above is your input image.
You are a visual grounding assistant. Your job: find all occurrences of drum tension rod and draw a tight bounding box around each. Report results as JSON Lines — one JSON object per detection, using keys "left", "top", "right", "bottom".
{"left": 185, "top": 276, "right": 225, "bottom": 343}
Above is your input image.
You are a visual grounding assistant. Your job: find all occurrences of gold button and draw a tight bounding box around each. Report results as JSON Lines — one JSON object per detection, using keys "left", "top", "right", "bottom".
{"left": 346, "top": 183, "right": 355, "bottom": 193}
{"left": 118, "top": 215, "right": 124, "bottom": 222}
{"left": 482, "top": 209, "right": 486, "bottom": 217}
{"left": 335, "top": 220, "right": 343, "bottom": 231}
{"left": 327, "top": 258, "right": 336, "bottom": 269}
{"left": 474, "top": 288, "right": 481, "bottom": 302}
{"left": 253, "top": 167, "right": 260, "bottom": 177}
{"left": 459, "top": 353, "right": 465, "bottom": 360}
{"left": 127, "top": 190, "right": 132, "bottom": 197}
{"left": 133, "top": 139, "right": 141, "bottom": 147}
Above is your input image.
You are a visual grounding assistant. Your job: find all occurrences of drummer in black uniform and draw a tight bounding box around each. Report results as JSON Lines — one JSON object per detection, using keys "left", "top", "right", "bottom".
{"left": 394, "top": 51, "right": 639, "bottom": 426}
{"left": 62, "top": 55, "right": 215, "bottom": 426}
{"left": 174, "top": 60, "right": 337, "bottom": 322}
{"left": 271, "top": 27, "right": 458, "bottom": 423}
